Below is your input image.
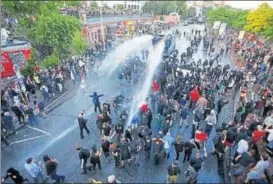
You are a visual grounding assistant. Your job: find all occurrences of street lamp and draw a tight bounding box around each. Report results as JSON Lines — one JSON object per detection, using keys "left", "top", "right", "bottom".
{"left": 100, "top": 3, "right": 105, "bottom": 50}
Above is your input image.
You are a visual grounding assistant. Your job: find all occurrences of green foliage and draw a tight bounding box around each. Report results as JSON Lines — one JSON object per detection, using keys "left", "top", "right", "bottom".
{"left": 207, "top": 7, "right": 248, "bottom": 30}
{"left": 33, "top": 13, "right": 81, "bottom": 53}
{"left": 20, "top": 64, "right": 35, "bottom": 77}
{"left": 20, "top": 49, "right": 38, "bottom": 77}
{"left": 243, "top": 3, "right": 273, "bottom": 40}
{"left": 65, "top": 1, "right": 81, "bottom": 7}
{"left": 71, "top": 31, "right": 89, "bottom": 55}
{"left": 142, "top": 1, "right": 180, "bottom": 15}
{"left": 40, "top": 52, "right": 61, "bottom": 69}
{"left": 116, "top": 4, "right": 125, "bottom": 10}
{"left": 2, "top": 1, "right": 84, "bottom": 61}
{"left": 176, "top": 1, "right": 188, "bottom": 17}
{"left": 187, "top": 7, "right": 196, "bottom": 17}
{"left": 90, "top": 1, "right": 98, "bottom": 9}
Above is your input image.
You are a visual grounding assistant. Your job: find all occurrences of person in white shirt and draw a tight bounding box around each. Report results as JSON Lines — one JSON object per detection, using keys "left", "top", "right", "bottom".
{"left": 263, "top": 112, "right": 273, "bottom": 127}
{"left": 233, "top": 138, "right": 249, "bottom": 164}
{"left": 24, "top": 157, "right": 45, "bottom": 183}
{"left": 265, "top": 125, "right": 273, "bottom": 142}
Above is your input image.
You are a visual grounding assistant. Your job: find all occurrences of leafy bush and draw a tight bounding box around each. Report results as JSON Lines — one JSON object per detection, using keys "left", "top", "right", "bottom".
{"left": 40, "top": 52, "right": 61, "bottom": 69}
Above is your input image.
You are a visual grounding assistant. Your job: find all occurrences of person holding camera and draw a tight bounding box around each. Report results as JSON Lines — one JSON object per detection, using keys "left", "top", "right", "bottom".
{"left": 77, "top": 111, "right": 90, "bottom": 139}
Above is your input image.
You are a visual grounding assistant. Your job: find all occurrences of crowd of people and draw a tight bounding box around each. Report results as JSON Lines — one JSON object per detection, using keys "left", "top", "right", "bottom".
{"left": 60, "top": 3, "right": 149, "bottom": 18}
{"left": 73, "top": 23, "right": 245, "bottom": 184}
{"left": 1, "top": 37, "right": 116, "bottom": 146}
{"left": 2, "top": 16, "right": 273, "bottom": 184}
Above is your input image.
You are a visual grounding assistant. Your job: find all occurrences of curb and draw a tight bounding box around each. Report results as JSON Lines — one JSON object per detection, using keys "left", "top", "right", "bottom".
{"left": 5, "top": 85, "right": 78, "bottom": 138}
{"left": 44, "top": 85, "right": 78, "bottom": 113}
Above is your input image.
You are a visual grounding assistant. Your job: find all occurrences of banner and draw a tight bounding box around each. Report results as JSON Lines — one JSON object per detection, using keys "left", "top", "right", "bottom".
{"left": 1, "top": 49, "right": 31, "bottom": 78}
{"left": 218, "top": 23, "right": 227, "bottom": 35}
{"left": 238, "top": 31, "right": 245, "bottom": 40}
{"left": 213, "top": 21, "right": 221, "bottom": 30}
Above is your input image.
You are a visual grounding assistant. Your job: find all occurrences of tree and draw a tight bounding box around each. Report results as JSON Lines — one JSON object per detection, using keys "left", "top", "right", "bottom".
{"left": 20, "top": 49, "right": 38, "bottom": 77}
{"left": 116, "top": 4, "right": 125, "bottom": 10}
{"left": 90, "top": 1, "right": 98, "bottom": 9}
{"left": 65, "top": 1, "right": 81, "bottom": 7}
{"left": 207, "top": 7, "right": 248, "bottom": 30}
{"left": 187, "top": 7, "right": 196, "bottom": 17}
{"left": 142, "top": 1, "right": 185, "bottom": 16}
{"left": 71, "top": 31, "right": 89, "bottom": 55}
{"left": 2, "top": 1, "right": 89, "bottom": 70}
{"left": 244, "top": 3, "right": 273, "bottom": 40}
{"left": 231, "top": 10, "right": 248, "bottom": 30}
{"left": 33, "top": 12, "right": 81, "bottom": 55}
{"left": 2, "top": 1, "right": 84, "bottom": 59}
{"left": 176, "top": 1, "right": 188, "bottom": 17}
{"left": 40, "top": 51, "right": 61, "bottom": 69}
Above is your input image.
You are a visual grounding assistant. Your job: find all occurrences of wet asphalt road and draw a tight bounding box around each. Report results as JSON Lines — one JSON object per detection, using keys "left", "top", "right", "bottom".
{"left": 1, "top": 24, "right": 235, "bottom": 183}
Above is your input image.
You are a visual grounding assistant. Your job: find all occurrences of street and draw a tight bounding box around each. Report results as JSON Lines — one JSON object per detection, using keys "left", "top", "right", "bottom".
{"left": 2, "top": 23, "right": 235, "bottom": 183}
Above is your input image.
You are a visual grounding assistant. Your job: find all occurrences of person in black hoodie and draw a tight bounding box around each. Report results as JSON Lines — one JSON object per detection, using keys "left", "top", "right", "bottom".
{"left": 76, "top": 145, "right": 91, "bottom": 174}
{"left": 146, "top": 109, "right": 153, "bottom": 129}
{"left": 43, "top": 155, "right": 65, "bottom": 183}
{"left": 11, "top": 104, "right": 25, "bottom": 124}
{"left": 2, "top": 167, "right": 29, "bottom": 184}
{"left": 77, "top": 111, "right": 90, "bottom": 139}
{"left": 183, "top": 140, "right": 196, "bottom": 163}
{"left": 173, "top": 135, "right": 184, "bottom": 161}
{"left": 90, "top": 145, "right": 101, "bottom": 170}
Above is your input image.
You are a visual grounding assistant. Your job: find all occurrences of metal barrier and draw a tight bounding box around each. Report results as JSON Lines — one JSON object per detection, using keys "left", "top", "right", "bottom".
{"left": 223, "top": 88, "right": 240, "bottom": 183}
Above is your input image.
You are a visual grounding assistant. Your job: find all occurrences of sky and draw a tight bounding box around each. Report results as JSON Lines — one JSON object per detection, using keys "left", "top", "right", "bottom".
{"left": 224, "top": 1, "right": 273, "bottom": 10}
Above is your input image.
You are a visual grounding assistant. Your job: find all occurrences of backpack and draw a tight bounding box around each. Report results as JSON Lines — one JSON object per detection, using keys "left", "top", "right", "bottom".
{"left": 81, "top": 148, "right": 90, "bottom": 158}
{"left": 183, "top": 166, "right": 198, "bottom": 184}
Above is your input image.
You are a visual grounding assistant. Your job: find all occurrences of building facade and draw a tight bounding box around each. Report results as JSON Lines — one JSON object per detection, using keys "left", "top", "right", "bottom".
{"left": 82, "top": 16, "right": 152, "bottom": 48}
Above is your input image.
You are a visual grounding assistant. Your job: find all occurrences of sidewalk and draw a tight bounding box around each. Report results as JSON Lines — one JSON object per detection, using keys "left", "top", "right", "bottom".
{"left": 4, "top": 79, "right": 77, "bottom": 138}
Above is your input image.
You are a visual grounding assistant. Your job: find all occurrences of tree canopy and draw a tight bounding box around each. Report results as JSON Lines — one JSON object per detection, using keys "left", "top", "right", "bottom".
{"left": 244, "top": 3, "right": 273, "bottom": 40}
{"left": 207, "top": 7, "right": 248, "bottom": 30}
{"left": 116, "top": 4, "right": 125, "bottom": 10}
{"left": 207, "top": 3, "right": 273, "bottom": 40}
{"left": 142, "top": 1, "right": 189, "bottom": 16}
{"left": 2, "top": 1, "right": 89, "bottom": 69}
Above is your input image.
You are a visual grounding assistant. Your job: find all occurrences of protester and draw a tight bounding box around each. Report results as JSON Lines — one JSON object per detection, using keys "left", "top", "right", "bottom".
{"left": 24, "top": 158, "right": 45, "bottom": 183}
{"left": 42, "top": 155, "right": 65, "bottom": 183}
{"left": 2, "top": 167, "right": 29, "bottom": 184}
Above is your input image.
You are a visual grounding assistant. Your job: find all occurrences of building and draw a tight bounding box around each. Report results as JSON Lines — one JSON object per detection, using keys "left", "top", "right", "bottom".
{"left": 82, "top": 15, "right": 152, "bottom": 48}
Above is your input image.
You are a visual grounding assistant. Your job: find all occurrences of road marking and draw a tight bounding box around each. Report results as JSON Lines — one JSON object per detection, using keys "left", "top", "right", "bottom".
{"left": 9, "top": 135, "right": 47, "bottom": 145}
{"left": 26, "top": 125, "right": 51, "bottom": 136}
{"left": 32, "top": 108, "right": 95, "bottom": 158}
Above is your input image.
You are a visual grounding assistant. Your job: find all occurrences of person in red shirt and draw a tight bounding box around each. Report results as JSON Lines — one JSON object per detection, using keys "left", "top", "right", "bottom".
{"left": 189, "top": 87, "right": 200, "bottom": 110}
{"left": 252, "top": 125, "right": 265, "bottom": 144}
{"left": 140, "top": 103, "right": 148, "bottom": 113}
{"left": 195, "top": 127, "right": 207, "bottom": 151}
{"left": 152, "top": 80, "right": 159, "bottom": 93}
{"left": 35, "top": 62, "right": 40, "bottom": 73}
